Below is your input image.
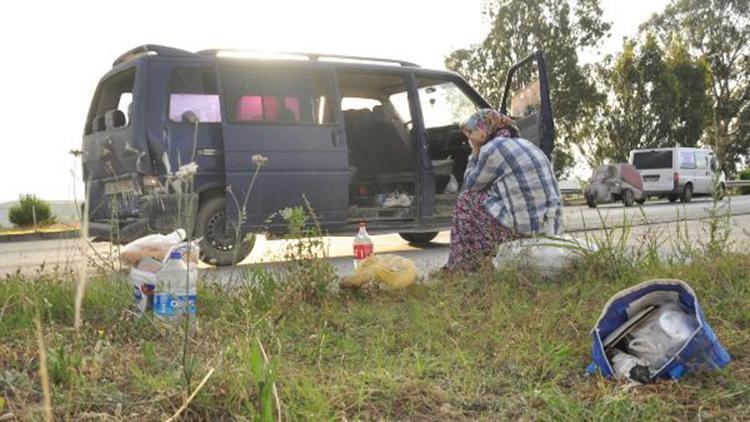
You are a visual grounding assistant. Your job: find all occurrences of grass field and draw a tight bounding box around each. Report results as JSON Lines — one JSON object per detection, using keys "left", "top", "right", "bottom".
{"left": 1, "top": 239, "right": 749, "bottom": 420}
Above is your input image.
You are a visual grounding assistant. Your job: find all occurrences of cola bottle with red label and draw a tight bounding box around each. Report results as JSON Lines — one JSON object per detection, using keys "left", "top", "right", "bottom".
{"left": 352, "top": 222, "right": 373, "bottom": 269}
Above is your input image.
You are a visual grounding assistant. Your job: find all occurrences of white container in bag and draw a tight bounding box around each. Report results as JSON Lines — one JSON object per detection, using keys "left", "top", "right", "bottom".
{"left": 627, "top": 303, "right": 699, "bottom": 371}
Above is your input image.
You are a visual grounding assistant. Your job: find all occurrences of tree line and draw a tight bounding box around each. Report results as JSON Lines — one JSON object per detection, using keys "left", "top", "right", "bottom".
{"left": 446, "top": 0, "right": 749, "bottom": 176}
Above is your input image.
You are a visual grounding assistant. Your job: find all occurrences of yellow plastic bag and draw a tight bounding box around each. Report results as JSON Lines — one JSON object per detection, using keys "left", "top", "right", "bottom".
{"left": 340, "top": 254, "right": 417, "bottom": 290}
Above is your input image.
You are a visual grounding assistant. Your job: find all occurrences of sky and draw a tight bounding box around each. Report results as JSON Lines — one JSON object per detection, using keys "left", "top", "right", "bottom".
{"left": 0, "top": 0, "right": 669, "bottom": 202}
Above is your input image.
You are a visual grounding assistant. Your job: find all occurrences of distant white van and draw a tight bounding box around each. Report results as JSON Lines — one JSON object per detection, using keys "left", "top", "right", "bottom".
{"left": 628, "top": 147, "right": 725, "bottom": 203}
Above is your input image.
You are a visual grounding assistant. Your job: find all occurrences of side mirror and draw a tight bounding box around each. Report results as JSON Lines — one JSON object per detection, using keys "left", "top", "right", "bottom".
{"left": 710, "top": 157, "right": 718, "bottom": 172}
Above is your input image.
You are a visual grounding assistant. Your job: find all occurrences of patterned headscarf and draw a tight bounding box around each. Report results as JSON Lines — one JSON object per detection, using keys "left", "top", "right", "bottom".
{"left": 460, "top": 109, "right": 519, "bottom": 140}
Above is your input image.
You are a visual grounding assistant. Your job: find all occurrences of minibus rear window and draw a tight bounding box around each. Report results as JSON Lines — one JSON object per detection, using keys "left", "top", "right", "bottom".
{"left": 85, "top": 68, "right": 136, "bottom": 134}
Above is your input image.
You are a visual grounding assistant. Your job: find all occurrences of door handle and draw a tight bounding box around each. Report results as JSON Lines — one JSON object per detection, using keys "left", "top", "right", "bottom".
{"left": 331, "top": 131, "right": 339, "bottom": 147}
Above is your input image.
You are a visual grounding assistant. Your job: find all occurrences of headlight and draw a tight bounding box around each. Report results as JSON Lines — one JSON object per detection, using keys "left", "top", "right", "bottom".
{"left": 142, "top": 175, "right": 165, "bottom": 193}
{"left": 142, "top": 175, "right": 159, "bottom": 186}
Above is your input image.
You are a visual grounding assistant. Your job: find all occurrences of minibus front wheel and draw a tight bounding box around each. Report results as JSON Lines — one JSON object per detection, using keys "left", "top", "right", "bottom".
{"left": 195, "top": 196, "right": 254, "bottom": 266}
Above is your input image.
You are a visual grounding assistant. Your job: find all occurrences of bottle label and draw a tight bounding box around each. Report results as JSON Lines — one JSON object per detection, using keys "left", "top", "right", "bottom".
{"left": 153, "top": 293, "right": 175, "bottom": 316}
{"left": 174, "top": 295, "right": 197, "bottom": 315}
{"left": 353, "top": 243, "right": 373, "bottom": 260}
{"left": 154, "top": 294, "right": 196, "bottom": 316}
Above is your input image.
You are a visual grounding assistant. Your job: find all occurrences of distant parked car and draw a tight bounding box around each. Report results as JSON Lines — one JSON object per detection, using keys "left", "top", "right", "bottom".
{"left": 584, "top": 163, "right": 646, "bottom": 208}
{"left": 628, "top": 147, "right": 725, "bottom": 203}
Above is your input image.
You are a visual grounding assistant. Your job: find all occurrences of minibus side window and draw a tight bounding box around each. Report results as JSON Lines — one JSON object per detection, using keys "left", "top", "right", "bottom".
{"left": 680, "top": 150, "right": 696, "bottom": 169}
{"left": 223, "top": 66, "right": 335, "bottom": 126}
{"left": 695, "top": 151, "right": 708, "bottom": 169}
{"left": 169, "top": 68, "right": 221, "bottom": 123}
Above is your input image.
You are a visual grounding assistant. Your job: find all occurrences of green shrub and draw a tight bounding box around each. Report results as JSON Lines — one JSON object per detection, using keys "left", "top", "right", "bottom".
{"left": 739, "top": 168, "right": 750, "bottom": 195}
{"left": 8, "top": 194, "right": 56, "bottom": 227}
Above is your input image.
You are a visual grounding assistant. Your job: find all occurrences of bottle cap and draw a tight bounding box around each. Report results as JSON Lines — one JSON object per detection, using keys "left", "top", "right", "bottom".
{"left": 169, "top": 250, "right": 183, "bottom": 260}
{"left": 359, "top": 221, "right": 367, "bottom": 227}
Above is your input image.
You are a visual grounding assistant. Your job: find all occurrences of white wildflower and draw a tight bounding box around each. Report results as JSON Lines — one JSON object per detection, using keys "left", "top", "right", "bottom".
{"left": 176, "top": 162, "right": 199, "bottom": 180}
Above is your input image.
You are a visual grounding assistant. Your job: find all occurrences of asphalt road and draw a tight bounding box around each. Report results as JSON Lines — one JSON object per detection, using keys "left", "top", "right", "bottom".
{"left": 2, "top": 196, "right": 749, "bottom": 279}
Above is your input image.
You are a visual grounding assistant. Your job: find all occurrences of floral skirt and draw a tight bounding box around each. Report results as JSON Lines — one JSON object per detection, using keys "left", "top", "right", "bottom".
{"left": 445, "top": 190, "right": 516, "bottom": 273}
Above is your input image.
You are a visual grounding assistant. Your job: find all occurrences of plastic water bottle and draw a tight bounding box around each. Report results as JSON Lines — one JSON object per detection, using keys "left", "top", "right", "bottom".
{"left": 153, "top": 250, "right": 196, "bottom": 325}
{"left": 353, "top": 222, "right": 373, "bottom": 269}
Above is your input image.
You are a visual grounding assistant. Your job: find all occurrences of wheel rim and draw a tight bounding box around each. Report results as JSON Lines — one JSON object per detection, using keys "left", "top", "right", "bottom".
{"left": 204, "top": 210, "right": 235, "bottom": 252}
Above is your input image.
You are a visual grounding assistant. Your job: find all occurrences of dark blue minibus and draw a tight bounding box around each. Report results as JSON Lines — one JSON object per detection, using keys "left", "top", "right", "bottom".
{"left": 82, "top": 45, "right": 554, "bottom": 265}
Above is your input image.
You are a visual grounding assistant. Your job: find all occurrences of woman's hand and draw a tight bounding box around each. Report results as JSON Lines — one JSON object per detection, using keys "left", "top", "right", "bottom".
{"left": 469, "top": 138, "right": 482, "bottom": 156}
{"left": 465, "top": 128, "right": 487, "bottom": 157}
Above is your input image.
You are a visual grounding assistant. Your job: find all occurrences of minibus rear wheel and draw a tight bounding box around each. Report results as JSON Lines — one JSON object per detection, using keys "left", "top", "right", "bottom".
{"left": 195, "top": 196, "right": 254, "bottom": 266}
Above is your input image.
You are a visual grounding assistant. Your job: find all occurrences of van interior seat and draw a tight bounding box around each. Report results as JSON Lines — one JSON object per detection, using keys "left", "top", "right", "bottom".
{"left": 105, "top": 110, "right": 127, "bottom": 130}
{"left": 431, "top": 158, "right": 454, "bottom": 176}
{"left": 344, "top": 107, "right": 455, "bottom": 187}
{"left": 366, "top": 106, "right": 414, "bottom": 174}
{"left": 371, "top": 105, "right": 412, "bottom": 151}
{"left": 344, "top": 108, "right": 375, "bottom": 175}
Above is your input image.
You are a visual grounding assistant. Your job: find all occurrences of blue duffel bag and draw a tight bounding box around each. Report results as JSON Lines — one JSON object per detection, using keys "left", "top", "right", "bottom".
{"left": 588, "top": 279, "right": 731, "bottom": 381}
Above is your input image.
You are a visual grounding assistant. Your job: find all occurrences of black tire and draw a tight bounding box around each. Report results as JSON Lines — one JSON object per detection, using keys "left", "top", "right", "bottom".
{"left": 586, "top": 196, "right": 597, "bottom": 208}
{"left": 622, "top": 189, "right": 635, "bottom": 207}
{"left": 399, "top": 231, "right": 439, "bottom": 244}
{"left": 681, "top": 183, "right": 693, "bottom": 203}
{"left": 668, "top": 195, "right": 679, "bottom": 203}
{"left": 195, "top": 196, "right": 254, "bottom": 266}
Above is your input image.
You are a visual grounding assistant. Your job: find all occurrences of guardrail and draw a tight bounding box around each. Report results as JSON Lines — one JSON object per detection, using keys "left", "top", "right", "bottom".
{"left": 560, "top": 187, "right": 583, "bottom": 195}
{"left": 726, "top": 180, "right": 750, "bottom": 188}
{"left": 558, "top": 180, "right": 748, "bottom": 196}
{"left": 558, "top": 180, "right": 583, "bottom": 196}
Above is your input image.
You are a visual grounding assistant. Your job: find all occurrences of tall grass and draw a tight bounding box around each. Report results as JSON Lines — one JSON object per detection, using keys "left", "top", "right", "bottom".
{"left": 34, "top": 316, "right": 53, "bottom": 422}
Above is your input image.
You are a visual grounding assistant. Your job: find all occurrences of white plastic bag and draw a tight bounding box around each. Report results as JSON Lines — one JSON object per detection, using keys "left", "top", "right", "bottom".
{"left": 120, "top": 229, "right": 187, "bottom": 267}
{"left": 493, "top": 235, "right": 596, "bottom": 277}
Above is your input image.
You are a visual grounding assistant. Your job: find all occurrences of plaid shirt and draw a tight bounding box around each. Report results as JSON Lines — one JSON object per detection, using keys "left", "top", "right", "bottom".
{"left": 463, "top": 136, "right": 563, "bottom": 235}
